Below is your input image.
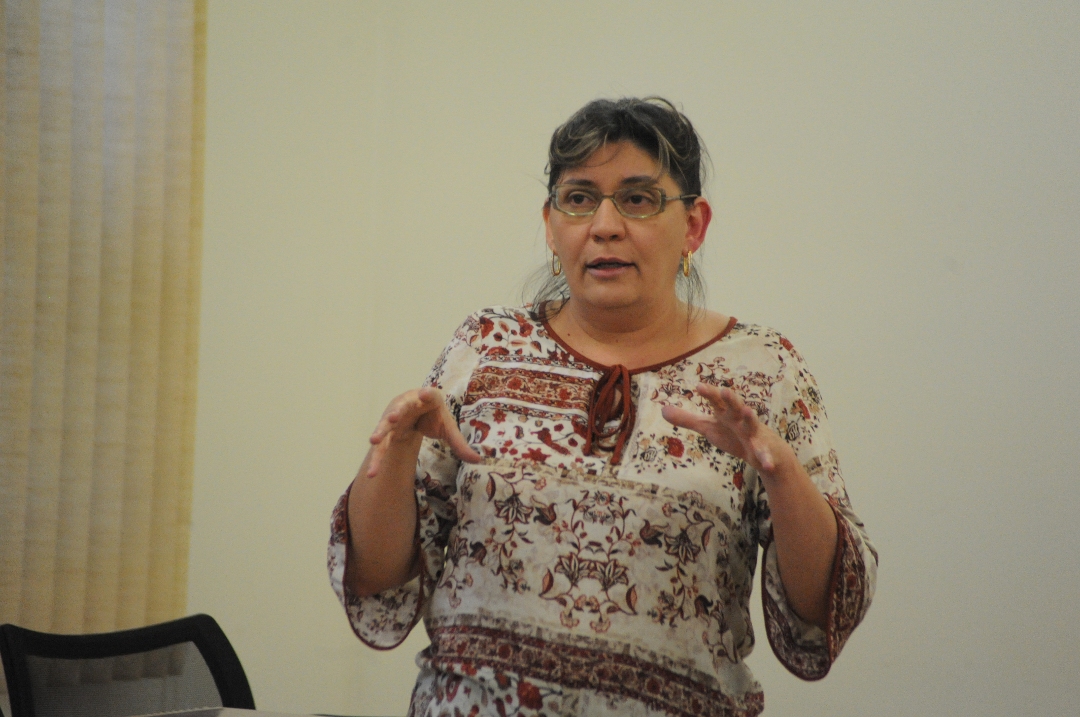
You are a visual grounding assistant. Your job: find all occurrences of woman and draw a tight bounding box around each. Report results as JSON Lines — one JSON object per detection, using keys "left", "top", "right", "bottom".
{"left": 329, "top": 97, "right": 876, "bottom": 717}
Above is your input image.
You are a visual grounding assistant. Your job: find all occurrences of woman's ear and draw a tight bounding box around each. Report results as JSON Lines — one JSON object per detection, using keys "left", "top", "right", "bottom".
{"left": 684, "top": 197, "right": 713, "bottom": 254}
{"left": 543, "top": 202, "right": 556, "bottom": 252}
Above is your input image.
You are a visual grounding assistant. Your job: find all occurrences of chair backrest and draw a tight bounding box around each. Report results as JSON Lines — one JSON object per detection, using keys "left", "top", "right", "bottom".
{"left": 0, "top": 613, "right": 254, "bottom": 717}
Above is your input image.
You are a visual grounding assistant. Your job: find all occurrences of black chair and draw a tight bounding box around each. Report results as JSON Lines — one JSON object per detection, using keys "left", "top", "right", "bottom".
{"left": 0, "top": 613, "right": 254, "bottom": 717}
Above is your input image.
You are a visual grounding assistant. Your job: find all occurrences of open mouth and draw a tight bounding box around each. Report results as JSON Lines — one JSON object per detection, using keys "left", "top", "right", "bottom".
{"left": 586, "top": 259, "right": 634, "bottom": 270}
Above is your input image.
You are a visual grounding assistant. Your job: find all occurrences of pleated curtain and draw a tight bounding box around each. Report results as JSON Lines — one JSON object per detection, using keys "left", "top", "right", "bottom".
{"left": 0, "top": 0, "right": 206, "bottom": 649}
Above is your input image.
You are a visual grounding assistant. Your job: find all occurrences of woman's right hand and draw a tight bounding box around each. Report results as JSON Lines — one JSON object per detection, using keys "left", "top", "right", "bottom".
{"left": 365, "top": 386, "right": 482, "bottom": 478}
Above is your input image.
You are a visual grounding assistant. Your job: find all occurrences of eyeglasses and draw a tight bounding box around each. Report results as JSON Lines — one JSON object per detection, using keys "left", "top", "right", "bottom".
{"left": 549, "top": 185, "right": 698, "bottom": 219}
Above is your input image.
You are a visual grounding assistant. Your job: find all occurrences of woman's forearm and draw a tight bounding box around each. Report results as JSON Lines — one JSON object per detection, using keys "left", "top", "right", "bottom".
{"left": 759, "top": 453, "right": 839, "bottom": 629}
{"left": 345, "top": 433, "right": 424, "bottom": 597}
{"left": 344, "top": 386, "right": 481, "bottom": 598}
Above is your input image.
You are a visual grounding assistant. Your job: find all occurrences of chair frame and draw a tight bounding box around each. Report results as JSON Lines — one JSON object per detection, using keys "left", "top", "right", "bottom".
{"left": 0, "top": 613, "right": 254, "bottom": 717}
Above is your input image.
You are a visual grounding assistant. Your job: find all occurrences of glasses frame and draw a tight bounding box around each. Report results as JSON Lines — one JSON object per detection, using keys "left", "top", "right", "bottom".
{"left": 549, "top": 184, "right": 699, "bottom": 219}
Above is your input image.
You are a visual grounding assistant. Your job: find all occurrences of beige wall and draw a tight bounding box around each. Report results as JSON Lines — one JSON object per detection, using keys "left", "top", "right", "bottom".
{"left": 190, "top": 2, "right": 1080, "bottom": 715}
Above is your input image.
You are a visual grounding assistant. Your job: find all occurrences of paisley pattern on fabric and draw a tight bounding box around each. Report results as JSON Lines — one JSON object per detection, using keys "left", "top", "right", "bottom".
{"left": 328, "top": 306, "right": 877, "bottom": 717}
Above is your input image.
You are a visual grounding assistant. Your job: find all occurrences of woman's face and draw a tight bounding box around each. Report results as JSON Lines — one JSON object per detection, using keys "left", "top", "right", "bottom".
{"left": 544, "top": 141, "right": 711, "bottom": 318}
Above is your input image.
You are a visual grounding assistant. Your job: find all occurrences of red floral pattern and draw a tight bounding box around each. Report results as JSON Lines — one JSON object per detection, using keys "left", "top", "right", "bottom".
{"left": 421, "top": 624, "right": 764, "bottom": 717}
{"left": 329, "top": 307, "right": 877, "bottom": 717}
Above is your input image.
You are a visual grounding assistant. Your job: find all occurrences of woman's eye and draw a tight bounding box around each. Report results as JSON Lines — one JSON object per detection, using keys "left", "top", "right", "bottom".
{"left": 621, "top": 190, "right": 659, "bottom": 209}
{"left": 567, "top": 192, "right": 594, "bottom": 205}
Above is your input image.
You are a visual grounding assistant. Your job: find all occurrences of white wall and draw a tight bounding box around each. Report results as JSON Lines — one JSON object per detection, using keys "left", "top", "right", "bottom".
{"left": 189, "top": 2, "right": 1080, "bottom": 715}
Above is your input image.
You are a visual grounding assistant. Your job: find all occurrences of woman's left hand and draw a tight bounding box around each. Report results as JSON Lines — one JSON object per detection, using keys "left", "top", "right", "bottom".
{"left": 661, "top": 383, "right": 794, "bottom": 477}
{"left": 663, "top": 382, "right": 838, "bottom": 629}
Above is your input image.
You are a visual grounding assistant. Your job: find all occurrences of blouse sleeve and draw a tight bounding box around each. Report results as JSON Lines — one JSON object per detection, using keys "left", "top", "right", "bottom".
{"left": 756, "top": 335, "right": 878, "bottom": 680}
{"left": 327, "top": 317, "right": 481, "bottom": 649}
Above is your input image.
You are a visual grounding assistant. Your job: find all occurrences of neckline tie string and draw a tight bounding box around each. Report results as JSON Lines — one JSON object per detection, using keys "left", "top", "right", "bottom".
{"left": 583, "top": 364, "right": 635, "bottom": 464}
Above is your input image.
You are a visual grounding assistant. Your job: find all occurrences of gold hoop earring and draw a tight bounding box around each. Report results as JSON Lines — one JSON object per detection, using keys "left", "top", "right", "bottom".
{"left": 682, "top": 250, "right": 693, "bottom": 277}
{"left": 551, "top": 254, "right": 562, "bottom": 276}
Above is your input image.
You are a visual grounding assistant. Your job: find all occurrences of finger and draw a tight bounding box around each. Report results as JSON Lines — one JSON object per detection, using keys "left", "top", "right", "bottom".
{"left": 694, "top": 384, "right": 742, "bottom": 420}
{"left": 414, "top": 385, "right": 442, "bottom": 407}
{"left": 371, "top": 389, "right": 441, "bottom": 444}
{"left": 693, "top": 386, "right": 740, "bottom": 431}
{"left": 445, "top": 428, "right": 484, "bottom": 464}
{"left": 369, "top": 409, "right": 404, "bottom": 444}
{"left": 693, "top": 382, "right": 727, "bottom": 404}
{"left": 716, "top": 387, "right": 749, "bottom": 417}
{"left": 369, "top": 396, "right": 411, "bottom": 443}
{"left": 408, "top": 388, "right": 482, "bottom": 463}
{"left": 365, "top": 439, "right": 389, "bottom": 478}
{"left": 733, "top": 401, "right": 759, "bottom": 431}
{"left": 695, "top": 386, "right": 769, "bottom": 464}
{"left": 721, "top": 397, "right": 779, "bottom": 473}
{"left": 661, "top": 404, "right": 714, "bottom": 435}
{"left": 432, "top": 399, "right": 482, "bottom": 463}
{"left": 703, "top": 386, "right": 762, "bottom": 433}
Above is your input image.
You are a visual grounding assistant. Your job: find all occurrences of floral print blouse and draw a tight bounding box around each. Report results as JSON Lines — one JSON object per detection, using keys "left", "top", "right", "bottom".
{"left": 329, "top": 306, "right": 877, "bottom": 717}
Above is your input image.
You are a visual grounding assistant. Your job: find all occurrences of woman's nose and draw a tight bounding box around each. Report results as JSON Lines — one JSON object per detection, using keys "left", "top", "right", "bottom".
{"left": 590, "top": 196, "right": 625, "bottom": 240}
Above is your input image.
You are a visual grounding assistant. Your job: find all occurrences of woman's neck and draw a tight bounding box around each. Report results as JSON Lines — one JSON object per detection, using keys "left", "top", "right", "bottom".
{"left": 548, "top": 297, "right": 723, "bottom": 369}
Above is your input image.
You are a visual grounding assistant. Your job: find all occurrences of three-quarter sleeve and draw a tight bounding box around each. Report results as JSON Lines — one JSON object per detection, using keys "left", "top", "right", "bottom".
{"left": 327, "top": 317, "right": 482, "bottom": 648}
{"left": 755, "top": 334, "right": 878, "bottom": 679}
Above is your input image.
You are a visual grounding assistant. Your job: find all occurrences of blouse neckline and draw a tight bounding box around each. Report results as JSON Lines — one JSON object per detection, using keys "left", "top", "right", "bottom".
{"left": 539, "top": 311, "right": 738, "bottom": 375}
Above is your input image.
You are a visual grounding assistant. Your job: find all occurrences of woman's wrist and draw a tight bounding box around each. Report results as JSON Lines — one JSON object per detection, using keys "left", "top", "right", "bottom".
{"left": 755, "top": 440, "right": 802, "bottom": 487}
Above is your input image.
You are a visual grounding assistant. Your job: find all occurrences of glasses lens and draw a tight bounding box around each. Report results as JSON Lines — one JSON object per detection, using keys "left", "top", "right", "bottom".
{"left": 555, "top": 187, "right": 600, "bottom": 215}
{"left": 614, "top": 187, "right": 663, "bottom": 217}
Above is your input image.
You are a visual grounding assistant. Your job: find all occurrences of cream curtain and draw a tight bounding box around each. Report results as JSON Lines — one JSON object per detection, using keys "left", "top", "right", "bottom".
{"left": 0, "top": 0, "right": 206, "bottom": 643}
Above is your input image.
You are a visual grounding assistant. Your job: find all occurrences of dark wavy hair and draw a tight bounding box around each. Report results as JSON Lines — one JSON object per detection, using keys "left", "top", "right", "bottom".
{"left": 527, "top": 97, "right": 709, "bottom": 321}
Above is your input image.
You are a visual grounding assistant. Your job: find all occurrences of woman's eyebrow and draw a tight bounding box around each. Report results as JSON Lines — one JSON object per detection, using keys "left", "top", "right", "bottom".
{"left": 559, "top": 175, "right": 659, "bottom": 187}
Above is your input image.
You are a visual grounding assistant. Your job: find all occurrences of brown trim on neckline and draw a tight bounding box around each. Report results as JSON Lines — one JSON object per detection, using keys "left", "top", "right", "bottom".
{"left": 540, "top": 312, "right": 738, "bottom": 374}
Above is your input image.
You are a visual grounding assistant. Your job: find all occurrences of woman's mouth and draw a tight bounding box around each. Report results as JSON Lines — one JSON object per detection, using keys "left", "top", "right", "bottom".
{"left": 586, "top": 259, "right": 634, "bottom": 270}
{"left": 584, "top": 259, "right": 635, "bottom": 280}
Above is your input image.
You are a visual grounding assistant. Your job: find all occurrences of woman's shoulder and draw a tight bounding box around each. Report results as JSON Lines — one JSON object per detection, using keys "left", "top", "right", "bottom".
{"left": 442, "top": 305, "right": 553, "bottom": 357}
{"left": 427, "top": 307, "right": 542, "bottom": 389}
{"left": 463, "top": 305, "right": 537, "bottom": 324}
{"left": 679, "top": 316, "right": 809, "bottom": 371}
{"left": 452, "top": 305, "right": 541, "bottom": 338}
{"left": 731, "top": 321, "right": 807, "bottom": 361}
